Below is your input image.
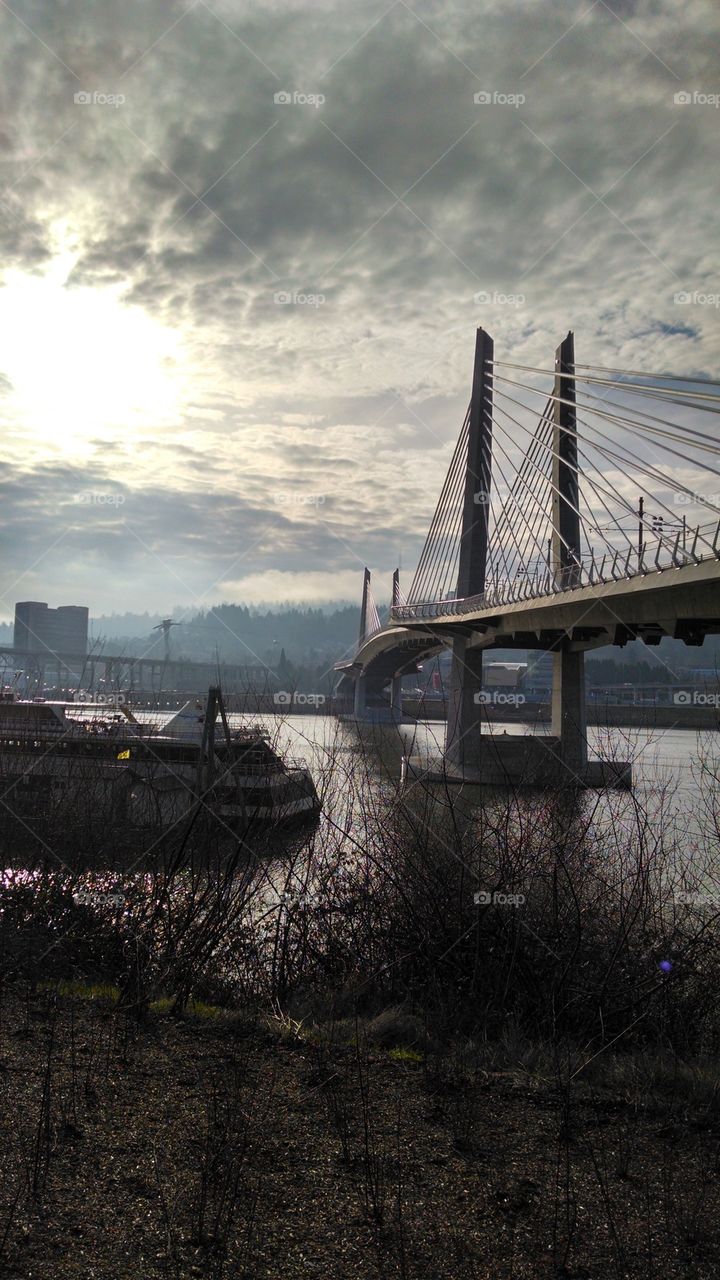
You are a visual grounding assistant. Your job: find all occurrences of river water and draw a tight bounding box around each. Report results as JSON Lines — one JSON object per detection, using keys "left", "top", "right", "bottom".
{"left": 135, "top": 709, "right": 718, "bottom": 803}
{"left": 4, "top": 714, "right": 717, "bottom": 961}
{"left": 230, "top": 713, "right": 714, "bottom": 793}
{"left": 121, "top": 710, "right": 720, "bottom": 873}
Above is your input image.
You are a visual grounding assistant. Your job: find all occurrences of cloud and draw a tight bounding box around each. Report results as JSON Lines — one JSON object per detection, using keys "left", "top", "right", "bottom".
{"left": 0, "top": 0, "right": 717, "bottom": 611}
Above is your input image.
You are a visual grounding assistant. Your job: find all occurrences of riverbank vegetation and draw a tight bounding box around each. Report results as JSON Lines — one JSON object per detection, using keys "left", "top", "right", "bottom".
{"left": 2, "top": 726, "right": 720, "bottom": 1276}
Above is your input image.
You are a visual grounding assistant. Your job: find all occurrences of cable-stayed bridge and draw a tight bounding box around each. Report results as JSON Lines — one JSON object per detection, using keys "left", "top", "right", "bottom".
{"left": 334, "top": 328, "right": 720, "bottom": 787}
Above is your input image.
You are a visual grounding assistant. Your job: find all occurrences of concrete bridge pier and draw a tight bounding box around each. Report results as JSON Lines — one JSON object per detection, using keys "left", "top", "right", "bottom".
{"left": 351, "top": 671, "right": 403, "bottom": 723}
{"left": 446, "top": 639, "right": 484, "bottom": 769}
{"left": 353, "top": 672, "right": 367, "bottom": 719}
{"left": 552, "top": 646, "right": 588, "bottom": 774}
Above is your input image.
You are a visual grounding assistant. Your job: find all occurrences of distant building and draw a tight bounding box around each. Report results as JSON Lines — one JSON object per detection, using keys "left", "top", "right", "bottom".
{"left": 13, "top": 602, "right": 89, "bottom": 656}
{"left": 484, "top": 662, "right": 526, "bottom": 689}
{"left": 522, "top": 653, "right": 554, "bottom": 700}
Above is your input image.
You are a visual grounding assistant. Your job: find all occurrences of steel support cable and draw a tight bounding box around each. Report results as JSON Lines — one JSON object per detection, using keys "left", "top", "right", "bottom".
{"left": 583, "top": 383, "right": 720, "bottom": 414}
{"left": 576, "top": 445, "right": 662, "bottom": 565}
{"left": 477, "top": 422, "right": 533, "bottom": 591}
{"left": 365, "top": 581, "right": 382, "bottom": 637}
{"left": 489, "top": 391, "right": 554, "bottom": 510}
{"left": 493, "top": 373, "right": 720, "bottom": 455}
{"left": 494, "top": 373, "right": 720, "bottom": 455}
{"left": 491, "top": 413, "right": 583, "bottom": 574}
{"left": 572, "top": 384, "right": 720, "bottom": 445}
{"left": 424, "top": 463, "right": 470, "bottom": 604}
{"left": 491, "top": 392, "right": 620, "bottom": 560}
{"left": 408, "top": 411, "right": 470, "bottom": 601}
{"left": 448, "top": 489, "right": 475, "bottom": 599}
{"left": 412, "top": 418, "right": 470, "bottom": 604}
{"left": 486, "top": 488, "right": 517, "bottom": 592}
{"left": 492, "top": 383, "right": 720, "bottom": 498}
{"left": 411, "top": 413, "right": 469, "bottom": 599}
{"left": 488, "top": 359, "right": 720, "bottom": 407}
{"left": 576, "top": 398, "right": 720, "bottom": 453}
{"left": 491, "top": 447, "right": 550, "bottom": 562}
{"left": 575, "top": 452, "right": 636, "bottom": 556}
{"left": 494, "top": 464, "right": 551, "bottom": 578}
{"left": 505, "top": 441, "right": 608, "bottom": 579}
{"left": 576, "top": 425, "right": 715, "bottom": 559}
{"left": 491, "top": 403, "right": 598, "bottom": 559}
{"left": 575, "top": 421, "right": 719, "bottom": 555}
{"left": 488, "top": 408, "right": 552, "bottom": 559}
{"left": 490, "top": 441, "right": 556, "bottom": 599}
{"left": 574, "top": 410, "right": 720, "bottom": 519}
{"left": 577, "top": 445, "right": 700, "bottom": 566}
{"left": 507, "top": 474, "right": 554, "bottom": 587}
{"left": 571, "top": 409, "right": 720, "bottom": 514}
{"left": 576, "top": 427, "right": 715, "bottom": 540}
{"left": 489, "top": 414, "right": 553, "bottom": 563}
{"left": 512, "top": 445, "right": 580, "bottom": 581}
{"left": 575, "top": 362, "right": 720, "bottom": 388}
{"left": 489, "top": 443, "right": 537, "bottom": 573}
{"left": 490, "top": 407, "right": 553, "bottom": 547}
{"left": 443, "top": 424, "right": 491, "bottom": 599}
{"left": 420, "top": 408, "right": 494, "bottom": 603}
{"left": 482, "top": 444, "right": 532, "bottom": 593}
{"left": 495, "top": 429, "right": 554, "bottom": 579}
{"left": 576, "top": 421, "right": 719, "bottom": 532}
{"left": 411, "top": 411, "right": 469, "bottom": 595}
{"left": 573, "top": 399, "right": 720, "bottom": 479}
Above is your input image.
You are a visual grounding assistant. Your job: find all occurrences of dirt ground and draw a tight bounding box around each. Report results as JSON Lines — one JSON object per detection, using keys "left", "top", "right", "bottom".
{"left": 1, "top": 984, "right": 719, "bottom": 1279}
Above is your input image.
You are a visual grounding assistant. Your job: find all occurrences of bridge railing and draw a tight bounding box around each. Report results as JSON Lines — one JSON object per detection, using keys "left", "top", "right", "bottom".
{"left": 390, "top": 527, "right": 720, "bottom": 624}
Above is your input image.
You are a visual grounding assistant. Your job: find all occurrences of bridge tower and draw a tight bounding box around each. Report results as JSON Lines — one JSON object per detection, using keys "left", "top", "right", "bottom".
{"left": 446, "top": 327, "right": 494, "bottom": 768}
{"left": 352, "top": 569, "right": 372, "bottom": 718}
{"left": 390, "top": 569, "right": 403, "bottom": 718}
{"left": 550, "top": 331, "right": 587, "bottom": 772}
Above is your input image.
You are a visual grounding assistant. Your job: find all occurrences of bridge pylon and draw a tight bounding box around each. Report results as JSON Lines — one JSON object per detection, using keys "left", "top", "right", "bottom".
{"left": 335, "top": 568, "right": 409, "bottom": 723}
{"left": 550, "top": 330, "right": 588, "bottom": 772}
{"left": 446, "top": 327, "right": 494, "bottom": 769}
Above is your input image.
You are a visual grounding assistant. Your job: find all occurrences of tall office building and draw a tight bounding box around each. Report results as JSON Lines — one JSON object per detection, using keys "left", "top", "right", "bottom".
{"left": 13, "top": 602, "right": 89, "bottom": 656}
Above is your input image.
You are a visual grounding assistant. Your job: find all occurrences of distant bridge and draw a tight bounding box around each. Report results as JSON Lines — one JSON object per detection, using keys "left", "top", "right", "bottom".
{"left": 0, "top": 645, "right": 271, "bottom": 698}
{"left": 335, "top": 329, "right": 720, "bottom": 787}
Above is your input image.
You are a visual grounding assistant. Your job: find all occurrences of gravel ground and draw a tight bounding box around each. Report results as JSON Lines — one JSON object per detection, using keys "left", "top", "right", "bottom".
{"left": 1, "top": 986, "right": 719, "bottom": 1279}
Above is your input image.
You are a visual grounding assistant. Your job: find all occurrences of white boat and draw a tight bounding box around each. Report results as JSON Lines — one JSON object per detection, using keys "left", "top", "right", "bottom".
{"left": 0, "top": 687, "right": 320, "bottom": 831}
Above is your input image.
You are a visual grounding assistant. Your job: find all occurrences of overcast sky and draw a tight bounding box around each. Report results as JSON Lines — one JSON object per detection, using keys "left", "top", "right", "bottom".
{"left": 0, "top": 0, "right": 717, "bottom": 620}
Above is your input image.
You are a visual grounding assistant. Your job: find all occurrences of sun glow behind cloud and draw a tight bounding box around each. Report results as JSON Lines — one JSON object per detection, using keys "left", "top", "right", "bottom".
{"left": 0, "top": 251, "right": 184, "bottom": 461}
